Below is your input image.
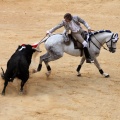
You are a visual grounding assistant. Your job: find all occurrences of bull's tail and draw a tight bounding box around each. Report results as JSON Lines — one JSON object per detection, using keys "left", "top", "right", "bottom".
{"left": 1, "top": 67, "right": 5, "bottom": 79}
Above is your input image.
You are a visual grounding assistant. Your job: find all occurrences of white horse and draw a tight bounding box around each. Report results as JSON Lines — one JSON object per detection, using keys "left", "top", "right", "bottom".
{"left": 35, "top": 30, "right": 119, "bottom": 77}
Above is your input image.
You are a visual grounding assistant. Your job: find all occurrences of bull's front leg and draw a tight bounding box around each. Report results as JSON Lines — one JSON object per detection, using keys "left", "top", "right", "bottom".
{"left": 76, "top": 56, "right": 86, "bottom": 76}
{"left": 2, "top": 81, "right": 8, "bottom": 95}
{"left": 94, "top": 57, "right": 109, "bottom": 78}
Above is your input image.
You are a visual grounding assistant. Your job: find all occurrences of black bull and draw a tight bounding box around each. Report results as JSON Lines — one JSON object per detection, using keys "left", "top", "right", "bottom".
{"left": 1, "top": 44, "right": 39, "bottom": 95}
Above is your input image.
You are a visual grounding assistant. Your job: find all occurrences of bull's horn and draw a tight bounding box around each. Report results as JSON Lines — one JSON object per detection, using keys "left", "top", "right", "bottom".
{"left": 32, "top": 44, "right": 38, "bottom": 48}
{"left": 32, "top": 47, "right": 42, "bottom": 52}
{"left": 32, "top": 43, "right": 42, "bottom": 52}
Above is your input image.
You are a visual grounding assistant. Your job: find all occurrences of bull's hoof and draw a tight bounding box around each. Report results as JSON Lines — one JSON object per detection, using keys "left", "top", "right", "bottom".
{"left": 19, "top": 90, "right": 23, "bottom": 95}
{"left": 1, "top": 92, "right": 5, "bottom": 96}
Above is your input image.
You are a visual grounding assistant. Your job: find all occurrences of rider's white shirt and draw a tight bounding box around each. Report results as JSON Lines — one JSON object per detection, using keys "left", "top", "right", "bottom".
{"left": 68, "top": 20, "right": 80, "bottom": 33}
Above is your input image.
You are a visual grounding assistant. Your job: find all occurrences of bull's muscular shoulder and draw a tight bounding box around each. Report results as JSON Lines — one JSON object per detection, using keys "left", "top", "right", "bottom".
{"left": 7, "top": 44, "right": 35, "bottom": 66}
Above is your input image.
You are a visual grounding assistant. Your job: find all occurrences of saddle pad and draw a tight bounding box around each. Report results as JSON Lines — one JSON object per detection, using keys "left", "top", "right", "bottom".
{"left": 68, "top": 34, "right": 83, "bottom": 49}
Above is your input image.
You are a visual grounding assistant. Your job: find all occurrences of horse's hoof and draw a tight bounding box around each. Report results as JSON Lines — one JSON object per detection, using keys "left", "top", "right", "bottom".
{"left": 77, "top": 74, "right": 81, "bottom": 77}
{"left": 45, "top": 73, "right": 50, "bottom": 77}
{"left": 103, "top": 73, "right": 110, "bottom": 78}
{"left": 105, "top": 75, "right": 110, "bottom": 78}
{"left": 45, "top": 71, "right": 51, "bottom": 77}
{"left": 32, "top": 69, "right": 37, "bottom": 73}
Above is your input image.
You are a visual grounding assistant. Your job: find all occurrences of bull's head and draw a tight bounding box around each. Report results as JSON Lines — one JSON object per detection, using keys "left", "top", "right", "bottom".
{"left": 19, "top": 44, "right": 41, "bottom": 52}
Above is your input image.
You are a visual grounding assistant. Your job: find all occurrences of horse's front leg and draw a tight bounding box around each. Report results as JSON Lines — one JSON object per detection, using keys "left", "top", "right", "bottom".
{"left": 76, "top": 56, "right": 86, "bottom": 76}
{"left": 93, "top": 57, "right": 109, "bottom": 78}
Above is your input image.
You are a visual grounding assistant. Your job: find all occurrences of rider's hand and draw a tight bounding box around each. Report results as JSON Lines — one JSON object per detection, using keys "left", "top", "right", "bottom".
{"left": 46, "top": 33, "right": 49, "bottom": 36}
{"left": 88, "top": 29, "right": 94, "bottom": 33}
{"left": 46, "top": 31, "right": 51, "bottom": 36}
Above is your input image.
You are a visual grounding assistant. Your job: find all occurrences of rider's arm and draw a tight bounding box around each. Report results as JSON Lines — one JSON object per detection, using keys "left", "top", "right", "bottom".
{"left": 47, "top": 21, "right": 64, "bottom": 35}
{"left": 77, "top": 16, "right": 91, "bottom": 30}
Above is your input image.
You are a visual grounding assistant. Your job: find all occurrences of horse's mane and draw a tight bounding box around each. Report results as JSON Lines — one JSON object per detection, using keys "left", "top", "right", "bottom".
{"left": 93, "top": 30, "right": 111, "bottom": 35}
{"left": 88, "top": 30, "right": 112, "bottom": 41}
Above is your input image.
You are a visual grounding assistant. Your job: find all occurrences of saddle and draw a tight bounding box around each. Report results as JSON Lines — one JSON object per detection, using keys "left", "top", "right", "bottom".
{"left": 68, "top": 31, "right": 88, "bottom": 49}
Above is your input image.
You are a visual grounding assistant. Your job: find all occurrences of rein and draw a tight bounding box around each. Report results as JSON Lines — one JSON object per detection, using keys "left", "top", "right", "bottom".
{"left": 89, "top": 33, "right": 112, "bottom": 51}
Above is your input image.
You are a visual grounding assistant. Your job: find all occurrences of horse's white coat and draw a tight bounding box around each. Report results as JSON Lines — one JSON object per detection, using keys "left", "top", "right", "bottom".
{"left": 37, "top": 31, "right": 119, "bottom": 77}
{"left": 45, "top": 32, "right": 115, "bottom": 57}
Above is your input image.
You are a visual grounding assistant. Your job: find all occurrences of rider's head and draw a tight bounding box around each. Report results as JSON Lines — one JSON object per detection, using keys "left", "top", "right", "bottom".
{"left": 64, "top": 13, "right": 72, "bottom": 22}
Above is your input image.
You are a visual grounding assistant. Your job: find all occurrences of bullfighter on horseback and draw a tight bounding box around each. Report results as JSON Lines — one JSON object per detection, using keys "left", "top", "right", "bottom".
{"left": 46, "top": 13, "right": 94, "bottom": 63}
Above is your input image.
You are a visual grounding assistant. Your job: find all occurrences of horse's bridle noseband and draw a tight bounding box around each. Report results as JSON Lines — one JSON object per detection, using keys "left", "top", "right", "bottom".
{"left": 106, "top": 33, "right": 118, "bottom": 52}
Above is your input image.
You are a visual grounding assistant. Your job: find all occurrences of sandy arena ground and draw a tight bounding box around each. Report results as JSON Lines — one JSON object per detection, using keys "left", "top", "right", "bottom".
{"left": 0, "top": 0, "right": 120, "bottom": 120}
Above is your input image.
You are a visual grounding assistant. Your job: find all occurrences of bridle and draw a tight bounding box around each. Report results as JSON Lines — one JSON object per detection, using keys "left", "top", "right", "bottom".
{"left": 90, "top": 33, "right": 118, "bottom": 52}
{"left": 105, "top": 33, "right": 118, "bottom": 52}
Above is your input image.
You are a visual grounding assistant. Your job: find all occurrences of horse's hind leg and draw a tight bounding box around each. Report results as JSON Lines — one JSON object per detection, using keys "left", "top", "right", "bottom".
{"left": 76, "top": 56, "right": 86, "bottom": 76}
{"left": 44, "top": 52, "right": 63, "bottom": 77}
{"left": 37, "top": 51, "right": 63, "bottom": 77}
{"left": 37, "top": 52, "right": 50, "bottom": 72}
{"left": 44, "top": 62, "right": 51, "bottom": 77}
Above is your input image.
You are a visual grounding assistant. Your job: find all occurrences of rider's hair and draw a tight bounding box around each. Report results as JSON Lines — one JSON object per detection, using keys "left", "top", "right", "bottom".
{"left": 64, "top": 13, "right": 72, "bottom": 21}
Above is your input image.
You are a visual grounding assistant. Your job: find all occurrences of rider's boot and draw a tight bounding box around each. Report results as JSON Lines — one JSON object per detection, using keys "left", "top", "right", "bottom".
{"left": 83, "top": 47, "right": 94, "bottom": 63}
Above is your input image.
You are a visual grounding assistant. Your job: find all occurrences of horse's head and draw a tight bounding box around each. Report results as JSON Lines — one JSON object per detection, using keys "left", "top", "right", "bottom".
{"left": 106, "top": 33, "right": 119, "bottom": 53}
